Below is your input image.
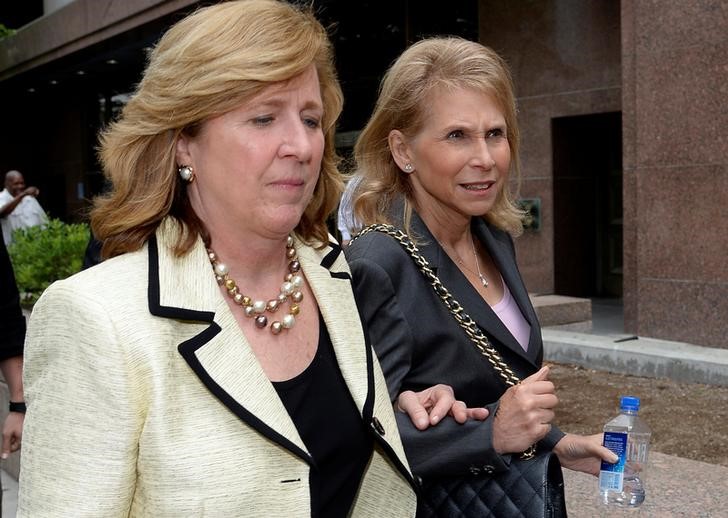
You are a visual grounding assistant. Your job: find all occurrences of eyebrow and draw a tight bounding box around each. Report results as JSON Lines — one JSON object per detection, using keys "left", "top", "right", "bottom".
{"left": 441, "top": 120, "right": 507, "bottom": 131}
{"left": 252, "top": 97, "right": 323, "bottom": 113}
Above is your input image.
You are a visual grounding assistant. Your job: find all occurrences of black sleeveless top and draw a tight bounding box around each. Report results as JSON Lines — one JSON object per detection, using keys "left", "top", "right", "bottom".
{"left": 273, "top": 315, "right": 373, "bottom": 517}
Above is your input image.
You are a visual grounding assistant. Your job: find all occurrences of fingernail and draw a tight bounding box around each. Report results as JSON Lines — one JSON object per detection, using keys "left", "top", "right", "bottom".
{"left": 1, "top": 453, "right": 7, "bottom": 460}
{"left": 417, "top": 418, "right": 428, "bottom": 429}
{"left": 431, "top": 415, "right": 440, "bottom": 424}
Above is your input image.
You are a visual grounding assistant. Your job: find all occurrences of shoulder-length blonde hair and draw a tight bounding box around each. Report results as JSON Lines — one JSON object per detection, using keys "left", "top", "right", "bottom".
{"left": 93, "top": 0, "right": 343, "bottom": 258}
{"left": 353, "top": 37, "right": 525, "bottom": 236}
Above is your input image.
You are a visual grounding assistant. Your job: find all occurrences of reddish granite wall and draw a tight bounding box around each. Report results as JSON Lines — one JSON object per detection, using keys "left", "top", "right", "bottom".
{"left": 479, "top": 0, "right": 726, "bottom": 347}
{"left": 621, "top": 1, "right": 728, "bottom": 347}
{"left": 478, "top": 1, "right": 622, "bottom": 294}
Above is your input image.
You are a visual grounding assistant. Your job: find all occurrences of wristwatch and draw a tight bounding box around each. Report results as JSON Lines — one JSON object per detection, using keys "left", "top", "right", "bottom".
{"left": 8, "top": 401, "right": 26, "bottom": 413}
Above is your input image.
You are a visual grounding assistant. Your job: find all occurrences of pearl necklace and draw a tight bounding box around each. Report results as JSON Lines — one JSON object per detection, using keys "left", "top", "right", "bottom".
{"left": 207, "top": 236, "right": 304, "bottom": 335}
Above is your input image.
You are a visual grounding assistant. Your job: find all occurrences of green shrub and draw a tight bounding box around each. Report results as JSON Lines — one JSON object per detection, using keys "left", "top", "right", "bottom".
{"left": 8, "top": 218, "right": 90, "bottom": 305}
{"left": 0, "top": 23, "right": 15, "bottom": 40}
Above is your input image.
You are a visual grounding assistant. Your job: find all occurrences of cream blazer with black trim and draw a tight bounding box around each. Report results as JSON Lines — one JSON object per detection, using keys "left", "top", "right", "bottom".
{"left": 19, "top": 222, "right": 417, "bottom": 517}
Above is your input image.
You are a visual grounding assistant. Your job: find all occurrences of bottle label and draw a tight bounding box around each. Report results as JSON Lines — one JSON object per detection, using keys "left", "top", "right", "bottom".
{"left": 599, "top": 431, "right": 627, "bottom": 492}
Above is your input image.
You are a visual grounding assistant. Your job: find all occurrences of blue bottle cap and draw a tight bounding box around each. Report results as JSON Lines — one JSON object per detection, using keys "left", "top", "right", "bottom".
{"left": 620, "top": 396, "right": 640, "bottom": 411}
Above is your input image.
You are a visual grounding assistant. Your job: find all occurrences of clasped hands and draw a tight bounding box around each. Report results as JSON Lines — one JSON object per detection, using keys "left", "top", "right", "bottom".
{"left": 397, "top": 384, "right": 489, "bottom": 430}
{"left": 396, "top": 366, "right": 617, "bottom": 476}
{"left": 395, "top": 366, "right": 556, "bottom": 441}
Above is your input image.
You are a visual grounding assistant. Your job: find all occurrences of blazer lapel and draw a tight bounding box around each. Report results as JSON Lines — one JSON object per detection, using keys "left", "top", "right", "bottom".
{"left": 148, "top": 225, "right": 310, "bottom": 463}
{"left": 472, "top": 218, "right": 542, "bottom": 364}
{"left": 296, "top": 241, "right": 372, "bottom": 418}
{"left": 410, "top": 213, "right": 536, "bottom": 364}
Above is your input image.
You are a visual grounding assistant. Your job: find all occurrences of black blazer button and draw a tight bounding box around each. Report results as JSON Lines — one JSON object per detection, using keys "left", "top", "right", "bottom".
{"left": 483, "top": 465, "right": 495, "bottom": 474}
{"left": 371, "top": 416, "right": 386, "bottom": 436}
{"left": 469, "top": 466, "right": 482, "bottom": 476}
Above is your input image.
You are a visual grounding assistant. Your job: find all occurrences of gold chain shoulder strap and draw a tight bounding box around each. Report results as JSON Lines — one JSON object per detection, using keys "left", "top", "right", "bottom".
{"left": 353, "top": 223, "right": 521, "bottom": 387}
{"left": 352, "top": 223, "right": 538, "bottom": 459}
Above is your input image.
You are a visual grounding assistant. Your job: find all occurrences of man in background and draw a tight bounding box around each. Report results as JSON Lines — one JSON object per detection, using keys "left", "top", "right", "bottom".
{"left": 0, "top": 170, "right": 47, "bottom": 245}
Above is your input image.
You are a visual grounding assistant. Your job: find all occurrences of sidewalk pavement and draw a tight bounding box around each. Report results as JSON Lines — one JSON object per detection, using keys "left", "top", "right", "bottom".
{"left": 1, "top": 469, "right": 17, "bottom": 518}
{"left": 563, "top": 451, "right": 728, "bottom": 517}
{"left": 545, "top": 315, "right": 728, "bottom": 517}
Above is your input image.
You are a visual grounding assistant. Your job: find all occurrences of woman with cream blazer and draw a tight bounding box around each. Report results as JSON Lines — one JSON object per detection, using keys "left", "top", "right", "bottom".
{"left": 19, "top": 224, "right": 416, "bottom": 517}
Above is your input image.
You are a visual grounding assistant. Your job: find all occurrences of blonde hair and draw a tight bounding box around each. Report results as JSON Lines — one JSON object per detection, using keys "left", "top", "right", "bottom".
{"left": 93, "top": 0, "right": 344, "bottom": 258}
{"left": 353, "top": 37, "right": 525, "bottom": 236}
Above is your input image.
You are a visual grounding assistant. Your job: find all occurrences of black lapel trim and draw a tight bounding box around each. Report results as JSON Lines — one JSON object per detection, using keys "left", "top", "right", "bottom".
{"left": 370, "top": 434, "right": 419, "bottom": 493}
{"left": 356, "top": 300, "right": 417, "bottom": 491}
{"left": 361, "top": 328, "right": 375, "bottom": 422}
{"left": 321, "top": 241, "right": 354, "bottom": 281}
{"left": 147, "top": 235, "right": 215, "bottom": 322}
{"left": 148, "top": 235, "right": 312, "bottom": 466}
{"left": 351, "top": 290, "right": 376, "bottom": 427}
{"left": 177, "top": 330, "right": 312, "bottom": 466}
{"left": 320, "top": 241, "right": 342, "bottom": 270}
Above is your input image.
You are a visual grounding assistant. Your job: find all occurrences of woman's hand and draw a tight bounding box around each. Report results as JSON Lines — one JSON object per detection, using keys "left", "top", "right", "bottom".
{"left": 492, "top": 366, "right": 558, "bottom": 454}
{"left": 397, "top": 384, "right": 489, "bottom": 430}
{"left": 554, "top": 433, "right": 619, "bottom": 476}
{"left": 2, "top": 411, "right": 24, "bottom": 459}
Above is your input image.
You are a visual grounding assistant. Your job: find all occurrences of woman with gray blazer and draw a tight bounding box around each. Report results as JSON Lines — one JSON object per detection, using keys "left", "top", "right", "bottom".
{"left": 346, "top": 37, "right": 616, "bottom": 515}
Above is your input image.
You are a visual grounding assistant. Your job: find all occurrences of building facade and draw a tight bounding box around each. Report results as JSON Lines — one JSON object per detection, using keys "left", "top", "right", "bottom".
{"left": 1, "top": 0, "right": 726, "bottom": 347}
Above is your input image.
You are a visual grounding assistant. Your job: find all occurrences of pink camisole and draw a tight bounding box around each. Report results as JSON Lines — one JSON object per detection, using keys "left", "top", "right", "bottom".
{"left": 491, "top": 279, "right": 531, "bottom": 351}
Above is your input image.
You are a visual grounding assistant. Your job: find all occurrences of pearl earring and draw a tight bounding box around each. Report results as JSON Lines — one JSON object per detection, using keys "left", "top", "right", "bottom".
{"left": 404, "top": 163, "right": 414, "bottom": 173}
{"left": 178, "top": 165, "right": 195, "bottom": 183}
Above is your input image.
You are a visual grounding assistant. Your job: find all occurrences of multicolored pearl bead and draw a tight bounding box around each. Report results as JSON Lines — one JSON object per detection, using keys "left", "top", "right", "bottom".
{"left": 207, "top": 235, "right": 304, "bottom": 335}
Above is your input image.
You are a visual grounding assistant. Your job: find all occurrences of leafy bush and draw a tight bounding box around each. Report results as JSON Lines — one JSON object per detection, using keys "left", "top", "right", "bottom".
{"left": 8, "top": 218, "right": 90, "bottom": 305}
{"left": 0, "top": 23, "right": 15, "bottom": 40}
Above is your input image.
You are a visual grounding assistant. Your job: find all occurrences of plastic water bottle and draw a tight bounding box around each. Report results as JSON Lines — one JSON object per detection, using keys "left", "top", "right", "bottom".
{"left": 599, "top": 395, "right": 651, "bottom": 508}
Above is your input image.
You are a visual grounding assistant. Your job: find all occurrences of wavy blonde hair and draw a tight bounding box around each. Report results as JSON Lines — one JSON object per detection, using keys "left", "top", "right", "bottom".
{"left": 353, "top": 37, "right": 525, "bottom": 236}
{"left": 93, "top": 0, "right": 344, "bottom": 258}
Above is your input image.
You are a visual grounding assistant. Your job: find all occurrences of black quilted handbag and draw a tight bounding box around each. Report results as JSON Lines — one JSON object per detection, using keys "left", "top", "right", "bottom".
{"left": 417, "top": 449, "right": 566, "bottom": 517}
{"left": 354, "top": 225, "right": 568, "bottom": 518}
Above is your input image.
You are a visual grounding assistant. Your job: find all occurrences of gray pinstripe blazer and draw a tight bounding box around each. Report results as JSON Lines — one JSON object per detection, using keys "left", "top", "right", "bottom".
{"left": 346, "top": 211, "right": 565, "bottom": 480}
